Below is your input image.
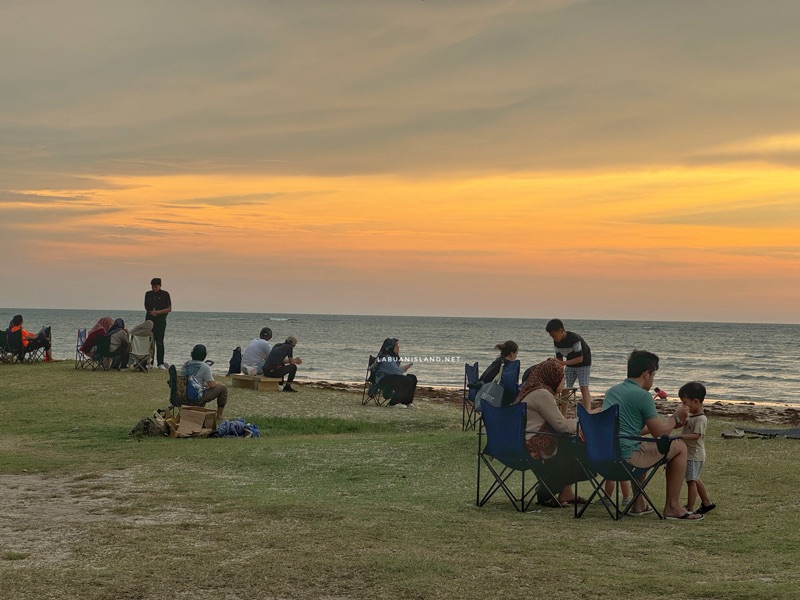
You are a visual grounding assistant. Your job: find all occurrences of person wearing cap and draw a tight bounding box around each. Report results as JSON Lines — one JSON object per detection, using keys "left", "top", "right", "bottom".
{"left": 144, "top": 277, "right": 172, "bottom": 369}
{"left": 264, "top": 336, "right": 303, "bottom": 392}
{"left": 180, "top": 344, "right": 228, "bottom": 420}
{"left": 241, "top": 327, "right": 274, "bottom": 375}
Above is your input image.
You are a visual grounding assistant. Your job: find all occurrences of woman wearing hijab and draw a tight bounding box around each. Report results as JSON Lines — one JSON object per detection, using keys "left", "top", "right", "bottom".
{"left": 104, "top": 318, "right": 130, "bottom": 369}
{"left": 81, "top": 317, "right": 113, "bottom": 354}
{"left": 515, "top": 358, "right": 589, "bottom": 507}
{"left": 374, "top": 338, "right": 417, "bottom": 408}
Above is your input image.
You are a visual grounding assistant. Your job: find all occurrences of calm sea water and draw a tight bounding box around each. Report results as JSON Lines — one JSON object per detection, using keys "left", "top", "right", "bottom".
{"left": 4, "top": 309, "right": 798, "bottom": 405}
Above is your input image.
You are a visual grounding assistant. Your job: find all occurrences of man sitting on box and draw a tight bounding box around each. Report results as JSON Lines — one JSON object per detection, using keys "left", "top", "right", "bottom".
{"left": 180, "top": 344, "right": 228, "bottom": 420}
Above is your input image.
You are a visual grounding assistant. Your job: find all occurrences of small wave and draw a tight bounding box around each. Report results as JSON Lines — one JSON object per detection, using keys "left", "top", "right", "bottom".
{"left": 269, "top": 317, "right": 291, "bottom": 321}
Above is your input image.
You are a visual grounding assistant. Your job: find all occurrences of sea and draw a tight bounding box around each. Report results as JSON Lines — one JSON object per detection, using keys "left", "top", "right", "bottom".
{"left": 4, "top": 309, "right": 798, "bottom": 406}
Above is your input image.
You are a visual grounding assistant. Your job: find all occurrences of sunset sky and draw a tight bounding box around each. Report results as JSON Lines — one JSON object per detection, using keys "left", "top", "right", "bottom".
{"left": 2, "top": 0, "right": 800, "bottom": 323}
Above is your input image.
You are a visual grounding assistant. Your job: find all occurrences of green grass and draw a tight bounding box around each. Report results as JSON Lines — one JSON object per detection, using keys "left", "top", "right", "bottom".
{"left": 1, "top": 362, "right": 799, "bottom": 599}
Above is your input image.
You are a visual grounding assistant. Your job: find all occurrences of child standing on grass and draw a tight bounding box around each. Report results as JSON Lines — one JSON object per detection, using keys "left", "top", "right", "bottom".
{"left": 679, "top": 381, "right": 716, "bottom": 515}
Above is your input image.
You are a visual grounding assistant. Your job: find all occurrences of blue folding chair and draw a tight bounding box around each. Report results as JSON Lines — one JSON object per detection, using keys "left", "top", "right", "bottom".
{"left": 499, "top": 359, "right": 520, "bottom": 404}
{"left": 574, "top": 404, "right": 672, "bottom": 520}
{"left": 476, "top": 400, "right": 564, "bottom": 512}
{"left": 74, "top": 328, "right": 95, "bottom": 370}
{"left": 462, "top": 361, "right": 480, "bottom": 431}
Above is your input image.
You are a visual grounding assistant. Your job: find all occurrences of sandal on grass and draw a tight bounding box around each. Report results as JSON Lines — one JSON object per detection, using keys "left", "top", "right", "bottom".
{"left": 564, "top": 496, "right": 588, "bottom": 505}
{"left": 666, "top": 512, "right": 704, "bottom": 521}
{"left": 538, "top": 497, "right": 568, "bottom": 508}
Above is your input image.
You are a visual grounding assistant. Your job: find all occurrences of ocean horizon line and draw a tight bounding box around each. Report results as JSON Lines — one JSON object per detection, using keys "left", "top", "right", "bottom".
{"left": 2, "top": 307, "right": 798, "bottom": 327}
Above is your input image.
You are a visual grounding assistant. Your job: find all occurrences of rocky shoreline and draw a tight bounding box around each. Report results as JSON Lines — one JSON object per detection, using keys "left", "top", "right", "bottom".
{"left": 302, "top": 380, "right": 800, "bottom": 426}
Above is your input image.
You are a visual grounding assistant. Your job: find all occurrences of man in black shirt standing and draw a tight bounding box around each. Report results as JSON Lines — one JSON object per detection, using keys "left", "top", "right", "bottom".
{"left": 144, "top": 277, "right": 172, "bottom": 369}
{"left": 265, "top": 336, "right": 303, "bottom": 392}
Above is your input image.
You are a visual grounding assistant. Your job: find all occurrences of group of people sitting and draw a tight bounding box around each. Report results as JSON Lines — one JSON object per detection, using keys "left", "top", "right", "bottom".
{"left": 477, "top": 340, "right": 704, "bottom": 520}
{"left": 2, "top": 315, "right": 53, "bottom": 363}
{"left": 239, "top": 327, "right": 303, "bottom": 393}
{"left": 80, "top": 317, "right": 155, "bottom": 370}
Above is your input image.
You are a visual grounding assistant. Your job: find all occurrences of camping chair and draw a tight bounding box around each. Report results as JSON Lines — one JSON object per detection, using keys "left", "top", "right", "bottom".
{"left": 500, "top": 359, "right": 521, "bottom": 403}
{"left": 0, "top": 329, "right": 11, "bottom": 362}
{"left": 476, "top": 400, "right": 564, "bottom": 512}
{"left": 6, "top": 326, "right": 49, "bottom": 363}
{"left": 475, "top": 358, "right": 522, "bottom": 413}
{"left": 462, "top": 361, "right": 480, "bottom": 431}
{"left": 128, "top": 331, "right": 155, "bottom": 372}
{"left": 74, "top": 328, "right": 95, "bottom": 370}
{"left": 92, "top": 335, "right": 126, "bottom": 371}
{"left": 361, "top": 355, "right": 391, "bottom": 406}
{"left": 574, "top": 404, "right": 672, "bottom": 520}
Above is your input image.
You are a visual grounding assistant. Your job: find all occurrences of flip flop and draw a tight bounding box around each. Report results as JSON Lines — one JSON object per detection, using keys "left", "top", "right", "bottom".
{"left": 696, "top": 503, "right": 716, "bottom": 514}
{"left": 666, "top": 512, "right": 704, "bottom": 521}
{"left": 628, "top": 507, "right": 655, "bottom": 517}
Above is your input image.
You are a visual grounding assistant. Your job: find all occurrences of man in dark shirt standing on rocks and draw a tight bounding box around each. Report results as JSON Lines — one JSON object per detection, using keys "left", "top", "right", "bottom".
{"left": 144, "top": 277, "right": 172, "bottom": 370}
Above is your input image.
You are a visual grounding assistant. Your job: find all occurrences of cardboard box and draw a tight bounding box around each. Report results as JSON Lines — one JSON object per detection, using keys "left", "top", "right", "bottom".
{"left": 166, "top": 406, "right": 217, "bottom": 438}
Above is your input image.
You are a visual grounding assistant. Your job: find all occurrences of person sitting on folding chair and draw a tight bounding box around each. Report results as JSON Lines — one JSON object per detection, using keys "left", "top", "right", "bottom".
{"left": 375, "top": 337, "right": 417, "bottom": 408}
{"left": 103, "top": 318, "right": 130, "bottom": 370}
{"left": 479, "top": 340, "right": 519, "bottom": 384}
{"left": 81, "top": 317, "right": 113, "bottom": 355}
{"left": 8, "top": 315, "right": 53, "bottom": 362}
{"left": 602, "top": 350, "right": 702, "bottom": 520}
{"left": 515, "top": 358, "right": 591, "bottom": 507}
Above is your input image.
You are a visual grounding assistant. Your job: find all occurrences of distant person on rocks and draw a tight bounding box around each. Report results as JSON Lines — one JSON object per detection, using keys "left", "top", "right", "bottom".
{"left": 546, "top": 318, "right": 593, "bottom": 411}
{"left": 241, "top": 327, "right": 273, "bottom": 375}
{"left": 264, "top": 336, "right": 303, "bottom": 392}
{"left": 144, "top": 277, "right": 172, "bottom": 369}
{"left": 374, "top": 337, "right": 417, "bottom": 408}
{"left": 180, "top": 344, "right": 228, "bottom": 420}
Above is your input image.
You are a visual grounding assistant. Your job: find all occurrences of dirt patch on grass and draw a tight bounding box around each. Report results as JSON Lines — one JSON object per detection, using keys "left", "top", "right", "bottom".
{"left": 0, "top": 469, "right": 198, "bottom": 565}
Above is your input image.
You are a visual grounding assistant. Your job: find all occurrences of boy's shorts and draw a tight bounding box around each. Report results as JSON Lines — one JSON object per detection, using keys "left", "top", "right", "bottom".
{"left": 565, "top": 366, "right": 591, "bottom": 388}
{"left": 686, "top": 459, "right": 704, "bottom": 482}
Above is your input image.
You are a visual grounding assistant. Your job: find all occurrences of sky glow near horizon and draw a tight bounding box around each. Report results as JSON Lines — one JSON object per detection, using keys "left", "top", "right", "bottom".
{"left": 2, "top": 0, "right": 800, "bottom": 323}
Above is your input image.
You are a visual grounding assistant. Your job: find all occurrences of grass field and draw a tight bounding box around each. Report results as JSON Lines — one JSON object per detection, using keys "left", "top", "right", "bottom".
{"left": 1, "top": 362, "right": 799, "bottom": 599}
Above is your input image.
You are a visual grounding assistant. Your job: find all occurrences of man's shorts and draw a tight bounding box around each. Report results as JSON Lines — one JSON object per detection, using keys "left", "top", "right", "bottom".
{"left": 685, "top": 459, "right": 704, "bottom": 482}
{"left": 627, "top": 437, "right": 684, "bottom": 469}
{"left": 565, "top": 365, "right": 591, "bottom": 388}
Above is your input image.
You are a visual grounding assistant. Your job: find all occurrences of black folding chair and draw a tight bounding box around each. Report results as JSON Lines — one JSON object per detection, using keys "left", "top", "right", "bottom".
{"left": 6, "top": 326, "right": 49, "bottom": 363}
{"left": 361, "top": 355, "right": 390, "bottom": 406}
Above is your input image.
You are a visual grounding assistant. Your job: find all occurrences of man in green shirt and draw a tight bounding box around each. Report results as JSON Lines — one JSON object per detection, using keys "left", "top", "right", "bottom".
{"left": 603, "top": 350, "right": 702, "bottom": 520}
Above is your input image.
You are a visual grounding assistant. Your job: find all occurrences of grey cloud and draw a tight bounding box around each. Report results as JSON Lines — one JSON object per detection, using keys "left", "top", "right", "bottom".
{"left": 2, "top": 0, "right": 800, "bottom": 186}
